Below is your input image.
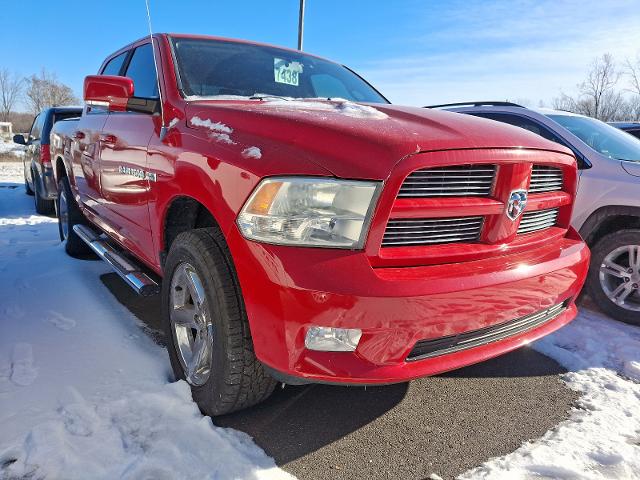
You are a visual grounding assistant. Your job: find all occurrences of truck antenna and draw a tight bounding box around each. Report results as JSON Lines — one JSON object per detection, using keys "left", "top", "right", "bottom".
{"left": 144, "top": 0, "right": 168, "bottom": 141}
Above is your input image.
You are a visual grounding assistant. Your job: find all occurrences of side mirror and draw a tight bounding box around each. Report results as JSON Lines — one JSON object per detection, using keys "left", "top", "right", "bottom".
{"left": 84, "top": 75, "right": 134, "bottom": 112}
{"left": 13, "top": 134, "right": 26, "bottom": 145}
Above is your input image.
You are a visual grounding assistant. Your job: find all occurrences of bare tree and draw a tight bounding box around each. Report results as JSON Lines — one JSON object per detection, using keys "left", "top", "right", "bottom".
{"left": 0, "top": 68, "right": 24, "bottom": 122}
{"left": 626, "top": 55, "right": 640, "bottom": 96}
{"left": 579, "top": 54, "right": 621, "bottom": 120}
{"left": 552, "top": 53, "right": 630, "bottom": 121}
{"left": 25, "top": 69, "right": 78, "bottom": 114}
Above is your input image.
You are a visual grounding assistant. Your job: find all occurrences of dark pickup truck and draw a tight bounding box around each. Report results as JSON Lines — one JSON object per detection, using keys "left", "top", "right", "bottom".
{"left": 50, "top": 33, "right": 589, "bottom": 415}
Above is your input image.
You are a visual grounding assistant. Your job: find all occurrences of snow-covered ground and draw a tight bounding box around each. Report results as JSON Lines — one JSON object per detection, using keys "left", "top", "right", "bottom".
{"left": 464, "top": 311, "right": 640, "bottom": 479}
{"left": 0, "top": 139, "right": 25, "bottom": 159}
{"left": 0, "top": 160, "right": 638, "bottom": 479}
{"left": 0, "top": 162, "right": 292, "bottom": 479}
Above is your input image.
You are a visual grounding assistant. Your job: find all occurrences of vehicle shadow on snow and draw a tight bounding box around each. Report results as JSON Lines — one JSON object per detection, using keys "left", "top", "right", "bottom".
{"left": 102, "top": 271, "right": 577, "bottom": 480}
{"left": 0, "top": 181, "right": 57, "bottom": 219}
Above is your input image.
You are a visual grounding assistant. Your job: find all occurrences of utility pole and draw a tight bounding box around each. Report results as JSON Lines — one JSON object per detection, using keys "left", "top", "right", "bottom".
{"left": 297, "top": 0, "right": 305, "bottom": 50}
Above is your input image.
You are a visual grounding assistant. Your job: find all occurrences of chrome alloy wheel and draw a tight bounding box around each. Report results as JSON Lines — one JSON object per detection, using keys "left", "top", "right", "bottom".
{"left": 170, "top": 262, "right": 214, "bottom": 386}
{"left": 599, "top": 244, "right": 640, "bottom": 311}
{"left": 59, "top": 188, "right": 69, "bottom": 240}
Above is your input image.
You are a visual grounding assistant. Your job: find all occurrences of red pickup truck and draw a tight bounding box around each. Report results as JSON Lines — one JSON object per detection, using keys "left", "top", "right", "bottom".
{"left": 50, "top": 33, "right": 590, "bottom": 415}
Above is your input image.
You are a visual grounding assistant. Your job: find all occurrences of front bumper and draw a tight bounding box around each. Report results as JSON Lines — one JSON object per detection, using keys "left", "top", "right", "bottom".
{"left": 229, "top": 226, "right": 589, "bottom": 385}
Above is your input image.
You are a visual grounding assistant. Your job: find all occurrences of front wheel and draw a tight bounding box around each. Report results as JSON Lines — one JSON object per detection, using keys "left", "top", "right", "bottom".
{"left": 587, "top": 229, "right": 640, "bottom": 326}
{"left": 162, "top": 229, "right": 276, "bottom": 416}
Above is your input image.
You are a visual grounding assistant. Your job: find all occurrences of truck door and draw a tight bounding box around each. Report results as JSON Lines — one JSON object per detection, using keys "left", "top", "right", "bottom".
{"left": 72, "top": 52, "right": 129, "bottom": 206}
{"left": 98, "top": 42, "right": 158, "bottom": 266}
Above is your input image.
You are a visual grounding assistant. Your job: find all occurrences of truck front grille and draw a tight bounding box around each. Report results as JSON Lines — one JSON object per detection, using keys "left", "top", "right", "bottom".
{"left": 381, "top": 216, "right": 483, "bottom": 247}
{"left": 517, "top": 208, "right": 559, "bottom": 235}
{"left": 406, "top": 301, "right": 568, "bottom": 361}
{"left": 397, "top": 164, "right": 496, "bottom": 198}
{"left": 529, "top": 165, "right": 563, "bottom": 193}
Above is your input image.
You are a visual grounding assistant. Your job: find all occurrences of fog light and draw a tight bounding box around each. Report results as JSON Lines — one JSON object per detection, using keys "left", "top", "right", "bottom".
{"left": 305, "top": 327, "right": 362, "bottom": 352}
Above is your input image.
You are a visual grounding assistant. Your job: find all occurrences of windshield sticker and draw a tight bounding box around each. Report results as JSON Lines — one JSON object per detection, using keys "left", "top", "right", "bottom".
{"left": 274, "top": 59, "right": 303, "bottom": 86}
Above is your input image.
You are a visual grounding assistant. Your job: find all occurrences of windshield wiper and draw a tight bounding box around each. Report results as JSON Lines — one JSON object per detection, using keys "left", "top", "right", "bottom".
{"left": 249, "top": 94, "right": 291, "bottom": 101}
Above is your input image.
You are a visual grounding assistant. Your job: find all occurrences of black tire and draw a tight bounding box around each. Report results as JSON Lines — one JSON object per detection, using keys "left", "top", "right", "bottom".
{"left": 587, "top": 229, "right": 640, "bottom": 326}
{"left": 162, "top": 229, "right": 276, "bottom": 416}
{"left": 57, "top": 176, "right": 92, "bottom": 257}
{"left": 33, "top": 172, "right": 54, "bottom": 215}
{"left": 25, "top": 177, "right": 34, "bottom": 195}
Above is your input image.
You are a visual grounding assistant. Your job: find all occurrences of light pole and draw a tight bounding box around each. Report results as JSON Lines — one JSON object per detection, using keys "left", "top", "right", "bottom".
{"left": 298, "top": 0, "right": 305, "bottom": 50}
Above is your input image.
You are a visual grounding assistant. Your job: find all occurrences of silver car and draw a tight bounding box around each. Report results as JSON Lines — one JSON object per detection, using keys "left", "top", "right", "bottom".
{"left": 430, "top": 102, "right": 640, "bottom": 325}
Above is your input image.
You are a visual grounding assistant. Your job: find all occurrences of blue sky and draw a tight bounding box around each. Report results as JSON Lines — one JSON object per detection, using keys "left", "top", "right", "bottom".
{"left": 2, "top": 0, "right": 640, "bottom": 110}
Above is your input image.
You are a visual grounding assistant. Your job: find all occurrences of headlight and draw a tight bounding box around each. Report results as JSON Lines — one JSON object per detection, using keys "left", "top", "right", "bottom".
{"left": 237, "top": 177, "right": 381, "bottom": 248}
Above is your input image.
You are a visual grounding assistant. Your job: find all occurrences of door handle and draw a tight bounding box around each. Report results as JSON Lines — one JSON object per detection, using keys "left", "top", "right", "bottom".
{"left": 100, "top": 134, "right": 117, "bottom": 145}
{"left": 72, "top": 131, "right": 85, "bottom": 140}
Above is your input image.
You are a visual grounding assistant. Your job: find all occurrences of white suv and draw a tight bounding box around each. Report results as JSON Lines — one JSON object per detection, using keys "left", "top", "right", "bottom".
{"left": 433, "top": 102, "right": 640, "bottom": 325}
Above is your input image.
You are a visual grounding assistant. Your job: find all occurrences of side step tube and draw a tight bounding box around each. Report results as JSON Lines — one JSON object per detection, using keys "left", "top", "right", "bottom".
{"left": 73, "top": 224, "right": 160, "bottom": 296}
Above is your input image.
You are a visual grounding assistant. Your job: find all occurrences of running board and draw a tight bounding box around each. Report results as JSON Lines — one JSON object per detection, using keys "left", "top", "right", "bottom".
{"left": 73, "top": 224, "right": 160, "bottom": 296}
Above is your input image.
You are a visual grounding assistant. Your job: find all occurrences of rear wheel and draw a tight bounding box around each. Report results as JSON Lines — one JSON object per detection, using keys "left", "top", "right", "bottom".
{"left": 24, "top": 178, "right": 34, "bottom": 195}
{"left": 33, "top": 171, "right": 54, "bottom": 215}
{"left": 24, "top": 164, "right": 34, "bottom": 195}
{"left": 587, "top": 229, "right": 640, "bottom": 326}
{"left": 57, "top": 176, "right": 91, "bottom": 257}
{"left": 162, "top": 229, "right": 276, "bottom": 416}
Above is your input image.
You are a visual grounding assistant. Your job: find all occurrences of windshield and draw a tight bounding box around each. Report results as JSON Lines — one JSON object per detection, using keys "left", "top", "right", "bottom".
{"left": 546, "top": 114, "right": 640, "bottom": 162}
{"left": 170, "top": 37, "right": 388, "bottom": 104}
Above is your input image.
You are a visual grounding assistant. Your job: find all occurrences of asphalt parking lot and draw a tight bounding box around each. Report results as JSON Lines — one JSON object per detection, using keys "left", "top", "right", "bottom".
{"left": 103, "top": 273, "right": 579, "bottom": 480}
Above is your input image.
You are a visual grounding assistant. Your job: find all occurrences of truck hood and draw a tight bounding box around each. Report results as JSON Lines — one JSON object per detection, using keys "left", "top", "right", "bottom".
{"left": 185, "top": 99, "right": 572, "bottom": 180}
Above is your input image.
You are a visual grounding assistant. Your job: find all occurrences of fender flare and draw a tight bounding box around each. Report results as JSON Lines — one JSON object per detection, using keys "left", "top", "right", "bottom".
{"left": 579, "top": 205, "right": 640, "bottom": 245}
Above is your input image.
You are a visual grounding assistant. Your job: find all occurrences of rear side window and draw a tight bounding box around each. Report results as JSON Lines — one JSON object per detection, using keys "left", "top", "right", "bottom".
{"left": 469, "top": 112, "right": 564, "bottom": 144}
{"left": 125, "top": 44, "right": 159, "bottom": 99}
{"left": 101, "top": 52, "right": 128, "bottom": 76}
{"left": 53, "top": 111, "right": 81, "bottom": 124}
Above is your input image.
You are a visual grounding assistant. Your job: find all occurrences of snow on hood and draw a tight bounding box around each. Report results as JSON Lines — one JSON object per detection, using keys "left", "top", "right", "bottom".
{"left": 190, "top": 116, "right": 233, "bottom": 134}
{"left": 186, "top": 96, "right": 388, "bottom": 120}
{"left": 259, "top": 97, "right": 388, "bottom": 120}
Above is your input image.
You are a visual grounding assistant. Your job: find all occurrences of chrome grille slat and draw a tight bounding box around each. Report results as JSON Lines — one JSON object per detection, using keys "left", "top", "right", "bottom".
{"left": 386, "top": 226, "right": 481, "bottom": 233}
{"left": 382, "top": 236, "right": 479, "bottom": 246}
{"left": 519, "top": 211, "right": 558, "bottom": 221}
{"left": 399, "top": 186, "right": 493, "bottom": 191}
{"left": 382, "top": 216, "right": 483, "bottom": 247}
{"left": 398, "top": 164, "right": 496, "bottom": 198}
{"left": 529, "top": 165, "right": 563, "bottom": 193}
{"left": 519, "top": 214, "right": 558, "bottom": 224}
{"left": 404, "top": 177, "right": 493, "bottom": 185}
{"left": 517, "top": 208, "right": 559, "bottom": 234}
{"left": 397, "top": 192, "right": 491, "bottom": 197}
{"left": 389, "top": 218, "right": 482, "bottom": 223}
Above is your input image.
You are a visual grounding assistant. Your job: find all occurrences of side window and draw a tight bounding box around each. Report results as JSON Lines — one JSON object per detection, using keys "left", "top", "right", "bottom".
{"left": 470, "top": 112, "right": 564, "bottom": 144}
{"left": 101, "top": 52, "right": 128, "bottom": 76}
{"left": 29, "top": 113, "right": 43, "bottom": 141}
{"left": 125, "top": 44, "right": 159, "bottom": 99}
